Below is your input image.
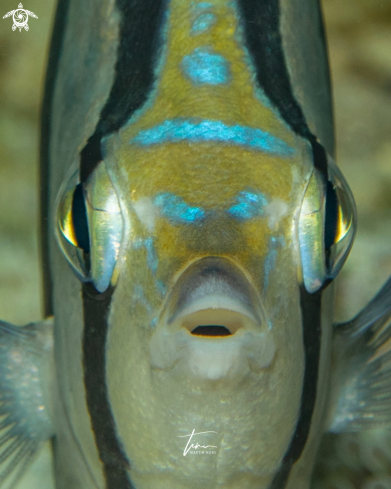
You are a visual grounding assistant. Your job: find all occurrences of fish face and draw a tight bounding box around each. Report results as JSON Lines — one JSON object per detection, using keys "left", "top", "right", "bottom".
{"left": 98, "top": 132, "right": 335, "bottom": 487}
{"left": 103, "top": 145, "right": 306, "bottom": 488}
{"left": 55, "top": 125, "right": 356, "bottom": 487}
{"left": 49, "top": 0, "right": 358, "bottom": 487}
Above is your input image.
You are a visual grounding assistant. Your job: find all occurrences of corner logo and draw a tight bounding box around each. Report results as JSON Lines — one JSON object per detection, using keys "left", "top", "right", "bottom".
{"left": 3, "top": 3, "right": 38, "bottom": 32}
{"left": 178, "top": 429, "right": 218, "bottom": 456}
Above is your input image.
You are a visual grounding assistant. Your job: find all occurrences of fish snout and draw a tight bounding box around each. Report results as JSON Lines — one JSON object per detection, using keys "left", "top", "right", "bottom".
{"left": 149, "top": 257, "right": 275, "bottom": 380}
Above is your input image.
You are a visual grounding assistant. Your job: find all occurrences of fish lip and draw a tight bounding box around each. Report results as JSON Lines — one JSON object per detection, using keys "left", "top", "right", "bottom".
{"left": 150, "top": 258, "right": 274, "bottom": 376}
{"left": 164, "top": 256, "right": 264, "bottom": 331}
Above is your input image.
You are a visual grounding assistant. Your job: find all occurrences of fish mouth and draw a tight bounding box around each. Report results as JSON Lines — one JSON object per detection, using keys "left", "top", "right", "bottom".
{"left": 167, "top": 256, "right": 262, "bottom": 337}
{"left": 150, "top": 257, "right": 275, "bottom": 380}
{"left": 177, "top": 307, "right": 259, "bottom": 338}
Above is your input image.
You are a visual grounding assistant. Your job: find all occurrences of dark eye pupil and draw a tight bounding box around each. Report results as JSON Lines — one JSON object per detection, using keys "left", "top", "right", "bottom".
{"left": 325, "top": 180, "right": 338, "bottom": 251}
{"left": 72, "top": 183, "right": 90, "bottom": 253}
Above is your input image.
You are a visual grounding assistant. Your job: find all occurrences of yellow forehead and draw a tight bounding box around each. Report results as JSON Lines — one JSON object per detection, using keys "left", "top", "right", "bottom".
{"left": 120, "top": 143, "right": 294, "bottom": 206}
{"left": 108, "top": 140, "right": 308, "bottom": 290}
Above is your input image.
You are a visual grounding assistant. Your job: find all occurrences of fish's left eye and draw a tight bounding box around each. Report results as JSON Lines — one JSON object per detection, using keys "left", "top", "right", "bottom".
{"left": 324, "top": 158, "right": 356, "bottom": 279}
{"left": 298, "top": 155, "right": 356, "bottom": 293}
{"left": 56, "top": 162, "right": 123, "bottom": 293}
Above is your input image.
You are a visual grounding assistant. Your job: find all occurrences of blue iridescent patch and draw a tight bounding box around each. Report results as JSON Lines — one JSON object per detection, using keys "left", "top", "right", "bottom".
{"left": 134, "top": 238, "right": 159, "bottom": 274}
{"left": 191, "top": 12, "right": 216, "bottom": 35}
{"left": 194, "top": 2, "right": 212, "bottom": 10}
{"left": 134, "top": 285, "right": 153, "bottom": 313}
{"left": 132, "top": 118, "right": 295, "bottom": 156}
{"left": 263, "top": 248, "right": 278, "bottom": 293}
{"left": 144, "top": 238, "right": 158, "bottom": 273}
{"left": 154, "top": 193, "right": 205, "bottom": 224}
{"left": 149, "top": 317, "right": 158, "bottom": 329}
{"left": 228, "top": 191, "right": 268, "bottom": 220}
{"left": 155, "top": 280, "right": 167, "bottom": 297}
{"left": 133, "top": 239, "right": 166, "bottom": 297}
{"left": 263, "top": 236, "right": 285, "bottom": 292}
{"left": 181, "top": 48, "right": 230, "bottom": 85}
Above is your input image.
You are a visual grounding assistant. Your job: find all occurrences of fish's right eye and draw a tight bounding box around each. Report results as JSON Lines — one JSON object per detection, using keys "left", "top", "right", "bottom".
{"left": 56, "top": 170, "right": 90, "bottom": 280}
{"left": 71, "top": 183, "right": 90, "bottom": 254}
{"left": 56, "top": 162, "right": 124, "bottom": 293}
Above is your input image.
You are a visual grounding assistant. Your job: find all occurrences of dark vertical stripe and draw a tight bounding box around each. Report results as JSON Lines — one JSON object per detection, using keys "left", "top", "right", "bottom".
{"left": 80, "top": 1, "right": 168, "bottom": 486}
{"left": 82, "top": 284, "right": 134, "bottom": 489}
{"left": 97, "top": 0, "right": 168, "bottom": 136}
{"left": 236, "top": 0, "right": 331, "bottom": 179}
{"left": 232, "top": 10, "right": 328, "bottom": 481}
{"left": 317, "top": 1, "right": 335, "bottom": 156}
{"left": 40, "top": 0, "right": 71, "bottom": 317}
{"left": 311, "top": 138, "right": 329, "bottom": 177}
{"left": 80, "top": 0, "right": 168, "bottom": 183}
{"left": 270, "top": 289, "right": 322, "bottom": 489}
{"left": 64, "top": 0, "right": 171, "bottom": 484}
{"left": 237, "top": 0, "right": 312, "bottom": 139}
{"left": 41, "top": 0, "right": 169, "bottom": 484}
{"left": 236, "top": 0, "right": 333, "bottom": 149}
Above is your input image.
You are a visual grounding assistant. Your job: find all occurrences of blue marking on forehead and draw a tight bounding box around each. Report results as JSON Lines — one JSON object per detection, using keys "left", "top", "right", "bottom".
{"left": 191, "top": 12, "right": 216, "bottom": 35}
{"left": 132, "top": 118, "right": 295, "bottom": 156}
{"left": 181, "top": 48, "right": 230, "bottom": 85}
{"left": 228, "top": 191, "right": 268, "bottom": 220}
{"left": 154, "top": 193, "right": 205, "bottom": 224}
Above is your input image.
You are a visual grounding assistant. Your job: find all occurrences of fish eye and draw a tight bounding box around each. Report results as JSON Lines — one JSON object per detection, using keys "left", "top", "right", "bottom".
{"left": 325, "top": 157, "right": 357, "bottom": 279}
{"left": 71, "top": 183, "right": 91, "bottom": 254}
{"left": 56, "top": 162, "right": 124, "bottom": 293}
{"left": 298, "top": 155, "right": 356, "bottom": 293}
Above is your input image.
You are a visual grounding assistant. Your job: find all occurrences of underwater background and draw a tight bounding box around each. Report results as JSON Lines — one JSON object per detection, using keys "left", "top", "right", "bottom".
{"left": 0, "top": 0, "right": 390, "bottom": 487}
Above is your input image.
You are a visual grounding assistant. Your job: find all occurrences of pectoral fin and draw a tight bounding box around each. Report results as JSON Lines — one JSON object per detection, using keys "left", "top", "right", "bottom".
{"left": 327, "top": 276, "right": 391, "bottom": 432}
{"left": 0, "top": 318, "right": 54, "bottom": 488}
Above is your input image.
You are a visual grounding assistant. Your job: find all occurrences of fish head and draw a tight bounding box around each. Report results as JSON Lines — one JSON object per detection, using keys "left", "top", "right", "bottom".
{"left": 56, "top": 125, "right": 356, "bottom": 487}
{"left": 106, "top": 134, "right": 309, "bottom": 485}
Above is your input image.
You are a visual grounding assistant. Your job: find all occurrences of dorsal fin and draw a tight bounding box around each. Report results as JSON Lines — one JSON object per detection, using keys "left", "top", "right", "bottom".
{"left": 327, "top": 276, "right": 391, "bottom": 432}
{"left": 0, "top": 318, "right": 54, "bottom": 488}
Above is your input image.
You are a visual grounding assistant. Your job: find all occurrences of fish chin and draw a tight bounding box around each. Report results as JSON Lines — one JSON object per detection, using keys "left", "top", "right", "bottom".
{"left": 150, "top": 328, "right": 275, "bottom": 381}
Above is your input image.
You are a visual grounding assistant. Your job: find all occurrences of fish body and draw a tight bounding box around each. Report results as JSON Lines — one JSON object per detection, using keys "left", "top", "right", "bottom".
{"left": 47, "top": 1, "right": 335, "bottom": 487}
{"left": 0, "top": 1, "right": 390, "bottom": 489}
